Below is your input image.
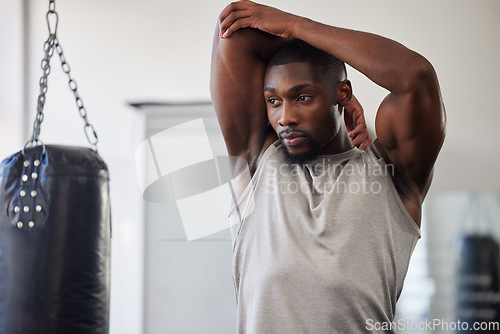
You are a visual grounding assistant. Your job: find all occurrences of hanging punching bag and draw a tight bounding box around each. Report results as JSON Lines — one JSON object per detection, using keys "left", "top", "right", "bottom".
{"left": 0, "top": 145, "right": 111, "bottom": 334}
{"left": 455, "top": 196, "right": 500, "bottom": 334}
{"left": 456, "top": 235, "right": 500, "bottom": 333}
{"left": 0, "top": 1, "right": 111, "bottom": 333}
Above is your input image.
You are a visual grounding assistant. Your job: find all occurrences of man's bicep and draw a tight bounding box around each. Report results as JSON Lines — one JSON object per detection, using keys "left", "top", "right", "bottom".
{"left": 375, "top": 90, "right": 446, "bottom": 192}
{"left": 210, "top": 29, "right": 272, "bottom": 162}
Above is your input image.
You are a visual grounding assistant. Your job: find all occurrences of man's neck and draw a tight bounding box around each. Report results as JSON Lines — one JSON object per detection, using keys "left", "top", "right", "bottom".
{"left": 321, "top": 123, "right": 355, "bottom": 155}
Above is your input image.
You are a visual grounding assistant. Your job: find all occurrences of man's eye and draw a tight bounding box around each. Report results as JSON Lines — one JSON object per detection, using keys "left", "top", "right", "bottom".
{"left": 297, "top": 96, "right": 311, "bottom": 102}
{"left": 268, "top": 98, "right": 279, "bottom": 105}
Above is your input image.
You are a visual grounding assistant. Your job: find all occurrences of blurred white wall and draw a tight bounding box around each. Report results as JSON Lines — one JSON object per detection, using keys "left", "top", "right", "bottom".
{"left": 1, "top": 1, "right": 499, "bottom": 333}
{"left": 0, "top": 1, "right": 24, "bottom": 157}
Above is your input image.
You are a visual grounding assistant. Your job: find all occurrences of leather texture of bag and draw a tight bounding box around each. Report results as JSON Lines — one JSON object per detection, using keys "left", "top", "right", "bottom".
{"left": 0, "top": 144, "right": 111, "bottom": 334}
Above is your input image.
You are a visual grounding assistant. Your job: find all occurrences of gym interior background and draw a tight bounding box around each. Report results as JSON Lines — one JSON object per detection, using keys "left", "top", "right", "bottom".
{"left": 1, "top": 0, "right": 499, "bottom": 333}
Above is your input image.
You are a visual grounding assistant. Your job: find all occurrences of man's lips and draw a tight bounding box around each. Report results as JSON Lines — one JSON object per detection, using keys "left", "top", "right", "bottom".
{"left": 280, "top": 131, "right": 307, "bottom": 147}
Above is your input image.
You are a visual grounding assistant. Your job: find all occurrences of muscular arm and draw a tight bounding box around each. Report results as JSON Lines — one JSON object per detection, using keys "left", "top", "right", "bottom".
{"left": 293, "top": 21, "right": 446, "bottom": 198}
{"left": 220, "top": 1, "right": 446, "bottom": 213}
{"left": 210, "top": 23, "right": 286, "bottom": 172}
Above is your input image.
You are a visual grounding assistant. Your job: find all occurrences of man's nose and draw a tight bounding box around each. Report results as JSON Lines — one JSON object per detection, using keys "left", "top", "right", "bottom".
{"left": 278, "top": 102, "right": 298, "bottom": 127}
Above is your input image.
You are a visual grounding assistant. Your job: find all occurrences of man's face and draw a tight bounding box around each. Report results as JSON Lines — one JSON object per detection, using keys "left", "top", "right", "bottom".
{"left": 264, "top": 62, "right": 343, "bottom": 163}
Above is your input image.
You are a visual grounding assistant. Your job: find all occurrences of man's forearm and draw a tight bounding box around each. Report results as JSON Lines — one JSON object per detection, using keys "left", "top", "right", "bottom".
{"left": 292, "top": 18, "right": 435, "bottom": 95}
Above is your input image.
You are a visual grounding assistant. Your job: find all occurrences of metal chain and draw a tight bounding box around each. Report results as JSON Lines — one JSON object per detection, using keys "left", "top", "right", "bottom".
{"left": 53, "top": 37, "right": 99, "bottom": 148}
{"left": 27, "top": 0, "right": 99, "bottom": 151}
{"left": 30, "top": 34, "right": 55, "bottom": 144}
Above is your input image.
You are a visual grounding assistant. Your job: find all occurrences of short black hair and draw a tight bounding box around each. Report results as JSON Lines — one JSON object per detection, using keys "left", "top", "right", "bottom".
{"left": 267, "top": 39, "right": 347, "bottom": 80}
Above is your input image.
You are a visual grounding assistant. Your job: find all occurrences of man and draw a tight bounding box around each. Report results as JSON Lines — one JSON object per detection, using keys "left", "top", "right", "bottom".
{"left": 210, "top": 1, "right": 446, "bottom": 333}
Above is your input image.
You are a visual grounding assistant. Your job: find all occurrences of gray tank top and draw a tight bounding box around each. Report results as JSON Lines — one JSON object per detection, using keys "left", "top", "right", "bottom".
{"left": 229, "top": 141, "right": 420, "bottom": 333}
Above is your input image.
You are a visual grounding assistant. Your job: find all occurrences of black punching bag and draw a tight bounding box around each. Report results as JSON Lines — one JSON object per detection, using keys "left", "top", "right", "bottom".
{"left": 456, "top": 235, "right": 500, "bottom": 333}
{"left": 0, "top": 144, "right": 111, "bottom": 333}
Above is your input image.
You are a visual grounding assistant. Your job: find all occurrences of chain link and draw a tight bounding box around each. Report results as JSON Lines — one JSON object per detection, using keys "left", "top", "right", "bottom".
{"left": 27, "top": 0, "right": 99, "bottom": 151}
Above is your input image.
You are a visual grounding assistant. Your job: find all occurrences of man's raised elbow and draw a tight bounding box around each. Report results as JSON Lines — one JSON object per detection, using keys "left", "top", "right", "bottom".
{"left": 407, "top": 54, "right": 439, "bottom": 92}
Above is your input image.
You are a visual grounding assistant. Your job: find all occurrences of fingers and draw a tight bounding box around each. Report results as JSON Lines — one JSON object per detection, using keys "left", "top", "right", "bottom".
{"left": 358, "top": 138, "right": 372, "bottom": 152}
{"left": 349, "top": 121, "right": 373, "bottom": 151}
{"left": 345, "top": 108, "right": 364, "bottom": 132}
{"left": 358, "top": 131, "right": 373, "bottom": 151}
{"left": 220, "top": 1, "right": 256, "bottom": 18}
{"left": 343, "top": 110, "right": 355, "bottom": 132}
{"left": 351, "top": 130, "right": 372, "bottom": 151}
{"left": 348, "top": 95, "right": 363, "bottom": 112}
{"left": 218, "top": 1, "right": 296, "bottom": 39}
{"left": 351, "top": 130, "right": 368, "bottom": 146}
{"left": 220, "top": 11, "right": 254, "bottom": 38}
{"left": 219, "top": 1, "right": 255, "bottom": 38}
{"left": 349, "top": 123, "right": 366, "bottom": 143}
{"left": 344, "top": 95, "right": 371, "bottom": 150}
{"left": 344, "top": 95, "right": 364, "bottom": 131}
{"left": 351, "top": 105, "right": 365, "bottom": 122}
{"left": 219, "top": 0, "right": 250, "bottom": 22}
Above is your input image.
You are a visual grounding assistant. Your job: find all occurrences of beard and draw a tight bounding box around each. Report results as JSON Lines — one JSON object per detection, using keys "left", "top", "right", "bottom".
{"left": 281, "top": 138, "right": 322, "bottom": 165}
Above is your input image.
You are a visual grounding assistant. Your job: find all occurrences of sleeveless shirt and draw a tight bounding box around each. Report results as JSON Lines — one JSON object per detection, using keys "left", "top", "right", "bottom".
{"left": 229, "top": 141, "right": 421, "bottom": 333}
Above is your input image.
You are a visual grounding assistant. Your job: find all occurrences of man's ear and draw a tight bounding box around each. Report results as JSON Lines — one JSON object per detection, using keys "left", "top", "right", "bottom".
{"left": 337, "top": 80, "right": 352, "bottom": 107}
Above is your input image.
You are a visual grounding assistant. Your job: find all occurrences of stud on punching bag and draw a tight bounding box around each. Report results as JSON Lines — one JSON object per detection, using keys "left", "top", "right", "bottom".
{"left": 0, "top": 1, "right": 111, "bottom": 332}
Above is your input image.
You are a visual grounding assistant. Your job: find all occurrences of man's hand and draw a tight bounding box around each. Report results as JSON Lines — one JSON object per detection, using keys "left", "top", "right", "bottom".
{"left": 344, "top": 96, "right": 372, "bottom": 151}
{"left": 219, "top": 0, "right": 300, "bottom": 39}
